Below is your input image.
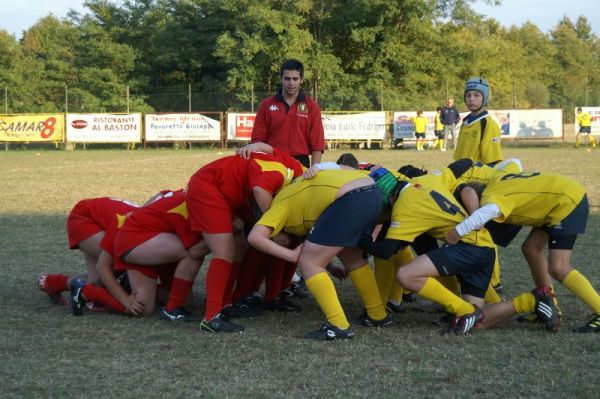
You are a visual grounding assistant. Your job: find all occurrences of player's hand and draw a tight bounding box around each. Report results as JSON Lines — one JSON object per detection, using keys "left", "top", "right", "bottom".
{"left": 236, "top": 143, "right": 262, "bottom": 159}
{"left": 326, "top": 262, "right": 347, "bottom": 281}
{"left": 290, "top": 243, "right": 303, "bottom": 263}
{"left": 445, "top": 228, "right": 460, "bottom": 245}
{"left": 123, "top": 291, "right": 145, "bottom": 315}
{"left": 302, "top": 165, "right": 320, "bottom": 179}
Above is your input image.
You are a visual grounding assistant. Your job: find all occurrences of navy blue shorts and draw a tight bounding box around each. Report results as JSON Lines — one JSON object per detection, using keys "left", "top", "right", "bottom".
{"left": 579, "top": 126, "right": 591, "bottom": 134}
{"left": 542, "top": 194, "right": 588, "bottom": 236}
{"left": 485, "top": 221, "right": 523, "bottom": 248}
{"left": 415, "top": 133, "right": 425, "bottom": 139}
{"left": 435, "top": 130, "right": 445, "bottom": 139}
{"left": 307, "top": 185, "right": 383, "bottom": 247}
{"left": 426, "top": 242, "right": 495, "bottom": 298}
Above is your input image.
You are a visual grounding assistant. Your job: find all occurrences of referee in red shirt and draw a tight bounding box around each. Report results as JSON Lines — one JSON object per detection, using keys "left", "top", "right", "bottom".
{"left": 251, "top": 59, "right": 325, "bottom": 168}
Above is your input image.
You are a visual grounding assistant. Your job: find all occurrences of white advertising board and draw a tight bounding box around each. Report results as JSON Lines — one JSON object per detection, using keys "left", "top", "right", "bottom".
{"left": 145, "top": 113, "right": 220, "bottom": 141}
{"left": 66, "top": 113, "right": 141, "bottom": 143}
{"left": 322, "top": 112, "right": 386, "bottom": 140}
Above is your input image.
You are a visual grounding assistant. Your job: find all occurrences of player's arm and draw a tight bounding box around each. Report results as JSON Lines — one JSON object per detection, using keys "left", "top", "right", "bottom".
{"left": 445, "top": 203, "right": 502, "bottom": 244}
{"left": 236, "top": 142, "right": 274, "bottom": 160}
{"left": 247, "top": 224, "right": 302, "bottom": 263}
{"left": 303, "top": 161, "right": 341, "bottom": 179}
{"left": 252, "top": 186, "right": 274, "bottom": 214}
{"left": 96, "top": 251, "right": 144, "bottom": 315}
{"left": 311, "top": 150, "right": 323, "bottom": 165}
{"left": 358, "top": 234, "right": 408, "bottom": 260}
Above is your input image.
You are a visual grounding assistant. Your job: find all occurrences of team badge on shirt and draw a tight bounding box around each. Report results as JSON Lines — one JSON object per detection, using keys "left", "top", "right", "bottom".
{"left": 269, "top": 104, "right": 279, "bottom": 112}
{"left": 298, "top": 103, "right": 308, "bottom": 115}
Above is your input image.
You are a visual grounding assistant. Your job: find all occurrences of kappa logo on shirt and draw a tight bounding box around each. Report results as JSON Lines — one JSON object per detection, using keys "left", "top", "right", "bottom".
{"left": 269, "top": 105, "right": 279, "bottom": 112}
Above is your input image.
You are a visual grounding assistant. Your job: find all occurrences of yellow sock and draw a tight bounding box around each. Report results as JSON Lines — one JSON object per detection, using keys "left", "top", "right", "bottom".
{"left": 484, "top": 284, "right": 503, "bottom": 304}
{"left": 512, "top": 292, "right": 535, "bottom": 313}
{"left": 349, "top": 264, "right": 387, "bottom": 321}
{"left": 562, "top": 269, "right": 600, "bottom": 314}
{"left": 436, "top": 275, "right": 460, "bottom": 296}
{"left": 417, "top": 277, "right": 474, "bottom": 316}
{"left": 389, "top": 282, "right": 404, "bottom": 303}
{"left": 305, "top": 272, "right": 349, "bottom": 329}
{"left": 490, "top": 246, "right": 501, "bottom": 288}
{"left": 388, "top": 247, "right": 416, "bottom": 302}
{"left": 590, "top": 136, "right": 597, "bottom": 147}
{"left": 374, "top": 257, "right": 395, "bottom": 304}
{"left": 575, "top": 137, "right": 581, "bottom": 147}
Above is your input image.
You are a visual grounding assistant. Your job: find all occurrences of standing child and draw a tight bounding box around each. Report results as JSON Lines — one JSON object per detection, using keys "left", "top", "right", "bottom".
{"left": 575, "top": 107, "right": 596, "bottom": 149}
{"left": 454, "top": 77, "right": 502, "bottom": 165}
{"left": 413, "top": 110, "right": 427, "bottom": 151}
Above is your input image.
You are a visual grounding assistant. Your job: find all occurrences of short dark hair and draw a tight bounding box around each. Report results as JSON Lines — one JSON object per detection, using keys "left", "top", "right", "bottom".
{"left": 280, "top": 59, "right": 304, "bottom": 78}
{"left": 336, "top": 153, "right": 359, "bottom": 168}
{"left": 577, "top": 107, "right": 583, "bottom": 112}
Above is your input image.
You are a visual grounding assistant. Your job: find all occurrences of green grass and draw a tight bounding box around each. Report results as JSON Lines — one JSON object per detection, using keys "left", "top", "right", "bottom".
{"left": 1, "top": 147, "right": 600, "bottom": 398}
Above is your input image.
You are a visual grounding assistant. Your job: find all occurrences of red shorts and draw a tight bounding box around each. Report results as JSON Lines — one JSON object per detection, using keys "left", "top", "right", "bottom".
{"left": 114, "top": 230, "right": 160, "bottom": 262}
{"left": 67, "top": 202, "right": 103, "bottom": 249}
{"left": 187, "top": 177, "right": 234, "bottom": 234}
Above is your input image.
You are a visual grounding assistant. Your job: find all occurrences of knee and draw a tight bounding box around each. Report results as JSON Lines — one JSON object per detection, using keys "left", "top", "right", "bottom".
{"left": 396, "top": 267, "right": 409, "bottom": 287}
{"left": 521, "top": 241, "right": 540, "bottom": 258}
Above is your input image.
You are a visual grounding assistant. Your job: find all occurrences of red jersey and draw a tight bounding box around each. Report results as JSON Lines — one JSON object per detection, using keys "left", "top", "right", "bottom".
{"left": 116, "top": 189, "right": 199, "bottom": 255}
{"left": 186, "top": 150, "right": 304, "bottom": 234}
{"left": 99, "top": 213, "right": 128, "bottom": 257}
{"left": 67, "top": 197, "right": 139, "bottom": 249}
{"left": 252, "top": 90, "right": 325, "bottom": 157}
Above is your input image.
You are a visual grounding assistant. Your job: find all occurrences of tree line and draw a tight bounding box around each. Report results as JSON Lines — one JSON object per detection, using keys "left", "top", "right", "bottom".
{"left": 0, "top": 0, "right": 598, "bottom": 120}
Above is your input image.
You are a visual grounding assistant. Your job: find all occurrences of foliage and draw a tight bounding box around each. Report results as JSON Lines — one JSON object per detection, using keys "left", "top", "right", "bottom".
{"left": 0, "top": 0, "right": 598, "bottom": 116}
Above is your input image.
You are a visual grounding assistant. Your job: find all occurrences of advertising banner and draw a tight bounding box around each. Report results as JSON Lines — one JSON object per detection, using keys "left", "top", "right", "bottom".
{"left": 227, "top": 113, "right": 256, "bottom": 141}
{"left": 0, "top": 114, "right": 64, "bottom": 142}
{"left": 66, "top": 113, "right": 142, "bottom": 143}
{"left": 322, "top": 112, "right": 386, "bottom": 140}
{"left": 145, "top": 113, "right": 221, "bottom": 141}
{"left": 394, "top": 109, "right": 562, "bottom": 140}
{"left": 392, "top": 111, "right": 438, "bottom": 140}
{"left": 574, "top": 107, "right": 600, "bottom": 135}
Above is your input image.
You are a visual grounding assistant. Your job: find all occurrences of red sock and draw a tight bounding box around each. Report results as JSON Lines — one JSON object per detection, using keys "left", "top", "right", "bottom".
{"left": 204, "top": 258, "right": 232, "bottom": 320}
{"left": 282, "top": 262, "right": 298, "bottom": 291}
{"left": 222, "top": 262, "right": 241, "bottom": 306}
{"left": 165, "top": 277, "right": 194, "bottom": 312}
{"left": 232, "top": 248, "right": 265, "bottom": 301}
{"left": 44, "top": 274, "right": 69, "bottom": 294}
{"left": 81, "top": 284, "right": 126, "bottom": 313}
{"left": 264, "top": 257, "right": 285, "bottom": 302}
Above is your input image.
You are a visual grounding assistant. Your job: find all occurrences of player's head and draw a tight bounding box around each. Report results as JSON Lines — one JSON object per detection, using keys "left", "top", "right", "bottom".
{"left": 417, "top": 110, "right": 423, "bottom": 116}
{"left": 464, "top": 77, "right": 489, "bottom": 111}
{"left": 280, "top": 59, "right": 304, "bottom": 79}
{"left": 436, "top": 106, "right": 442, "bottom": 113}
{"left": 577, "top": 107, "right": 583, "bottom": 113}
{"left": 369, "top": 167, "right": 403, "bottom": 206}
{"left": 336, "top": 153, "right": 359, "bottom": 169}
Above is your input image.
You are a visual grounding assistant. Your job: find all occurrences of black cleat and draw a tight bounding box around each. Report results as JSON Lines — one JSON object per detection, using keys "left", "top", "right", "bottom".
{"left": 352, "top": 311, "right": 393, "bottom": 327}
{"left": 448, "top": 306, "right": 483, "bottom": 335}
{"left": 69, "top": 278, "right": 86, "bottom": 316}
{"left": 263, "top": 296, "right": 302, "bottom": 312}
{"left": 573, "top": 314, "right": 600, "bottom": 333}
{"left": 432, "top": 312, "right": 454, "bottom": 327}
{"left": 402, "top": 292, "right": 417, "bottom": 303}
{"left": 304, "top": 324, "right": 355, "bottom": 341}
{"left": 160, "top": 306, "right": 198, "bottom": 322}
{"left": 200, "top": 313, "right": 245, "bottom": 333}
{"left": 221, "top": 301, "right": 264, "bottom": 318}
{"left": 532, "top": 286, "right": 560, "bottom": 332}
{"left": 386, "top": 300, "right": 406, "bottom": 314}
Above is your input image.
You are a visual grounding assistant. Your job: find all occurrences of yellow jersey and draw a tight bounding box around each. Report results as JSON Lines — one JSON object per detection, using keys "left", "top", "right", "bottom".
{"left": 435, "top": 113, "right": 443, "bottom": 131}
{"left": 386, "top": 177, "right": 495, "bottom": 248}
{"left": 481, "top": 172, "right": 586, "bottom": 227}
{"left": 577, "top": 112, "right": 592, "bottom": 127}
{"left": 412, "top": 116, "right": 428, "bottom": 134}
{"left": 256, "top": 169, "right": 370, "bottom": 237}
{"left": 454, "top": 112, "right": 502, "bottom": 164}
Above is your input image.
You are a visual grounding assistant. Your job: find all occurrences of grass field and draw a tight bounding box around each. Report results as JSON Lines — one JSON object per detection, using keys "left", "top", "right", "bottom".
{"left": 1, "top": 146, "right": 599, "bottom": 398}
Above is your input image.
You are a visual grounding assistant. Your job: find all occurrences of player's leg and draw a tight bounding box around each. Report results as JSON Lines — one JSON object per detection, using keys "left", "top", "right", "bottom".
{"left": 340, "top": 247, "right": 390, "bottom": 326}
{"left": 521, "top": 228, "right": 553, "bottom": 287}
{"left": 549, "top": 244, "right": 600, "bottom": 333}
